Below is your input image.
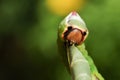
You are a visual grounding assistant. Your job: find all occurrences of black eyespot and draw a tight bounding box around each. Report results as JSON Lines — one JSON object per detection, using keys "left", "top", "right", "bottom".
{"left": 64, "top": 26, "right": 73, "bottom": 40}
{"left": 83, "top": 32, "right": 86, "bottom": 36}
{"left": 68, "top": 26, "right": 72, "bottom": 30}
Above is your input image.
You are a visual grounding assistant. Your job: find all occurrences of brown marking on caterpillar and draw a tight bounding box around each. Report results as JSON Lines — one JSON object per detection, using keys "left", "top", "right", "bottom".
{"left": 63, "top": 26, "right": 87, "bottom": 45}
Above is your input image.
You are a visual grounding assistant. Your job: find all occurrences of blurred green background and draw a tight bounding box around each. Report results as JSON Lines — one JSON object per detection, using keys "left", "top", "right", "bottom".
{"left": 0, "top": 0, "right": 120, "bottom": 80}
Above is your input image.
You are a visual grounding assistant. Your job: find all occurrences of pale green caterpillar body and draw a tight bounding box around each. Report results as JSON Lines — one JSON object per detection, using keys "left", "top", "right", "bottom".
{"left": 57, "top": 12, "right": 104, "bottom": 80}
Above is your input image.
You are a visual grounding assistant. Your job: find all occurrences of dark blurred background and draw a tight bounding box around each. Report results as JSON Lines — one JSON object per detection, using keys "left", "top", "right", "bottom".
{"left": 0, "top": 0, "right": 120, "bottom": 80}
